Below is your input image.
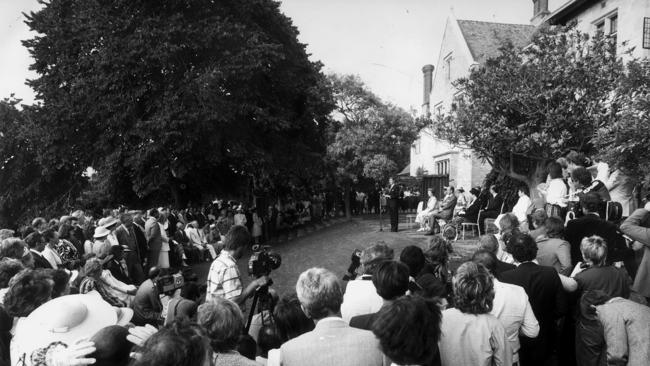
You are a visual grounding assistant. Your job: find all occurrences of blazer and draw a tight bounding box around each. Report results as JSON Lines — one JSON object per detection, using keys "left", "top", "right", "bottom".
{"left": 106, "top": 259, "right": 132, "bottom": 285}
{"left": 387, "top": 184, "right": 402, "bottom": 200}
{"left": 436, "top": 194, "right": 457, "bottom": 220}
{"left": 279, "top": 317, "right": 386, "bottom": 366}
{"left": 596, "top": 297, "right": 650, "bottom": 366}
{"left": 484, "top": 194, "right": 503, "bottom": 213}
{"left": 500, "top": 263, "right": 567, "bottom": 361}
{"left": 620, "top": 208, "right": 650, "bottom": 297}
{"left": 565, "top": 213, "right": 628, "bottom": 265}
{"left": 115, "top": 224, "right": 139, "bottom": 253}
{"left": 144, "top": 218, "right": 162, "bottom": 252}
{"left": 30, "top": 250, "right": 53, "bottom": 269}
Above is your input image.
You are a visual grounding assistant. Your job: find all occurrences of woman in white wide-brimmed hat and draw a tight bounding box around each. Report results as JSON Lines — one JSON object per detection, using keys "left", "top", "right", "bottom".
{"left": 11, "top": 290, "right": 132, "bottom": 366}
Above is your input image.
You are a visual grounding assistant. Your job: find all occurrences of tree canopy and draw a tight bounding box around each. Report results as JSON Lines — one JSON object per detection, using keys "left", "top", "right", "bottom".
{"left": 326, "top": 74, "right": 421, "bottom": 185}
{"left": 432, "top": 25, "right": 646, "bottom": 190}
{"left": 17, "top": 0, "right": 333, "bottom": 216}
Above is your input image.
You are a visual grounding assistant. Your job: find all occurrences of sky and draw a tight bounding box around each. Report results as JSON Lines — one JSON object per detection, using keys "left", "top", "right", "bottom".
{"left": 0, "top": 0, "right": 532, "bottom": 110}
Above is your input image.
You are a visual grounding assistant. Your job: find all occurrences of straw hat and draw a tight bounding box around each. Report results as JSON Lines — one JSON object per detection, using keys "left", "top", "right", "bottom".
{"left": 98, "top": 216, "right": 119, "bottom": 229}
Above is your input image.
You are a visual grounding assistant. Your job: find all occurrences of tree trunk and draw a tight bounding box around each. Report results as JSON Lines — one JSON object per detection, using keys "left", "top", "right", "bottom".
{"left": 343, "top": 181, "right": 352, "bottom": 219}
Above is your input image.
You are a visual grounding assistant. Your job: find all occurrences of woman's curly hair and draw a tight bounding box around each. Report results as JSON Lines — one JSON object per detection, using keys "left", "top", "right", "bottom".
{"left": 4, "top": 269, "right": 53, "bottom": 317}
{"left": 452, "top": 262, "right": 494, "bottom": 315}
{"left": 0, "top": 258, "right": 25, "bottom": 288}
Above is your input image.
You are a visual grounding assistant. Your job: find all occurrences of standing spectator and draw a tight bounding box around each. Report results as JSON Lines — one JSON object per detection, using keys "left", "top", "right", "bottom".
{"left": 252, "top": 209, "right": 263, "bottom": 245}
{"left": 604, "top": 169, "right": 636, "bottom": 216}
{"left": 144, "top": 209, "right": 162, "bottom": 269}
{"left": 528, "top": 209, "right": 548, "bottom": 240}
{"left": 280, "top": 267, "right": 385, "bottom": 366}
{"left": 472, "top": 250, "right": 539, "bottom": 364}
{"left": 114, "top": 213, "right": 145, "bottom": 285}
{"left": 349, "top": 260, "right": 409, "bottom": 331}
{"left": 341, "top": 242, "right": 394, "bottom": 322}
{"left": 512, "top": 184, "right": 532, "bottom": 232}
{"left": 500, "top": 233, "right": 567, "bottom": 366}
{"left": 234, "top": 207, "right": 247, "bottom": 227}
{"left": 24, "top": 233, "right": 52, "bottom": 269}
{"left": 90, "top": 226, "right": 112, "bottom": 259}
{"left": 386, "top": 177, "right": 402, "bottom": 232}
{"left": 41, "top": 229, "right": 63, "bottom": 269}
{"left": 438, "top": 261, "right": 511, "bottom": 366}
{"left": 620, "top": 202, "right": 650, "bottom": 302}
{"left": 197, "top": 298, "right": 259, "bottom": 366}
{"left": 595, "top": 292, "right": 650, "bottom": 366}
{"left": 372, "top": 296, "right": 442, "bottom": 366}
{"left": 206, "top": 225, "right": 268, "bottom": 307}
{"left": 565, "top": 193, "right": 629, "bottom": 267}
{"left": 476, "top": 235, "right": 515, "bottom": 279}
{"left": 539, "top": 161, "right": 568, "bottom": 213}
{"left": 535, "top": 217, "right": 572, "bottom": 275}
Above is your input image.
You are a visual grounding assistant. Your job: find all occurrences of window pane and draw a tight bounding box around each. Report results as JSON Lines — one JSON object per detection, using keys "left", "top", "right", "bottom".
{"left": 610, "top": 15, "right": 617, "bottom": 34}
{"left": 644, "top": 17, "right": 650, "bottom": 49}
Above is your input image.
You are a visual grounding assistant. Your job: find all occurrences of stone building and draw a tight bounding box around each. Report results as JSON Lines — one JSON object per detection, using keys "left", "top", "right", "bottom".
{"left": 410, "top": 15, "right": 535, "bottom": 195}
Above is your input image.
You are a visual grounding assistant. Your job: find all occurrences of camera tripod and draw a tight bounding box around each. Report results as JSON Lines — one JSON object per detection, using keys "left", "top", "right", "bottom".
{"left": 245, "top": 278, "right": 274, "bottom": 332}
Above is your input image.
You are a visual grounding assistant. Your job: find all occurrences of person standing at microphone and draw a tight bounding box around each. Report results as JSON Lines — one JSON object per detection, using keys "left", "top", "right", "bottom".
{"left": 386, "top": 177, "right": 403, "bottom": 232}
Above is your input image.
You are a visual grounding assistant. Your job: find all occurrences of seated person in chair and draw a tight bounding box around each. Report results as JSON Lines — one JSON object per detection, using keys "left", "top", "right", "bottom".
{"left": 425, "top": 186, "right": 457, "bottom": 235}
{"left": 416, "top": 189, "right": 438, "bottom": 232}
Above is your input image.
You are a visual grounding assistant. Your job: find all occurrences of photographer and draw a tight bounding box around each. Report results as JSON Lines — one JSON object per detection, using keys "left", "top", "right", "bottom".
{"left": 340, "top": 241, "right": 394, "bottom": 323}
{"left": 206, "top": 225, "right": 269, "bottom": 308}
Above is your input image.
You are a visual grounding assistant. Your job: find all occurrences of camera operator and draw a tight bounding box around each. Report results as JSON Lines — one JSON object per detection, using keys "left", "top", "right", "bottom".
{"left": 132, "top": 267, "right": 164, "bottom": 326}
{"left": 340, "top": 241, "right": 394, "bottom": 323}
{"left": 206, "top": 225, "right": 269, "bottom": 309}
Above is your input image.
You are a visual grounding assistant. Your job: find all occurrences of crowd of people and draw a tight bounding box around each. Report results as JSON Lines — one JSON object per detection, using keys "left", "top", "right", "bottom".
{"left": 0, "top": 147, "right": 648, "bottom": 365}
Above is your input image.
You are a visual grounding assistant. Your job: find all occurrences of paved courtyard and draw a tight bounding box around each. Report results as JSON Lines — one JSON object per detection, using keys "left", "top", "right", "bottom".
{"left": 195, "top": 216, "right": 481, "bottom": 297}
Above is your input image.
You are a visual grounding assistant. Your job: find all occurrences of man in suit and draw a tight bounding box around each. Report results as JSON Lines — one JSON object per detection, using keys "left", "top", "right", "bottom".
{"left": 24, "top": 232, "right": 52, "bottom": 269}
{"left": 385, "top": 177, "right": 402, "bottom": 232}
{"left": 115, "top": 213, "right": 145, "bottom": 285}
{"left": 144, "top": 209, "right": 162, "bottom": 270}
{"left": 280, "top": 267, "right": 387, "bottom": 366}
{"left": 565, "top": 193, "right": 630, "bottom": 268}
{"left": 425, "top": 186, "right": 457, "bottom": 235}
{"left": 105, "top": 245, "right": 132, "bottom": 285}
{"left": 481, "top": 185, "right": 504, "bottom": 233}
{"left": 477, "top": 234, "right": 515, "bottom": 279}
{"left": 500, "top": 233, "right": 567, "bottom": 366}
{"left": 349, "top": 260, "right": 409, "bottom": 331}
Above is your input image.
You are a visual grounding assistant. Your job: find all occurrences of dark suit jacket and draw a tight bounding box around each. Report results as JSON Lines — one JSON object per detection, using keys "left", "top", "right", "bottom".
{"left": 484, "top": 194, "right": 503, "bottom": 212}
{"left": 115, "top": 224, "right": 139, "bottom": 253}
{"left": 388, "top": 184, "right": 402, "bottom": 200}
{"left": 144, "top": 218, "right": 162, "bottom": 252}
{"left": 500, "top": 262, "right": 567, "bottom": 360}
{"left": 437, "top": 194, "right": 457, "bottom": 220}
{"left": 495, "top": 260, "right": 516, "bottom": 279}
{"left": 106, "top": 259, "right": 132, "bottom": 285}
{"left": 565, "top": 213, "right": 627, "bottom": 265}
{"left": 31, "top": 250, "right": 53, "bottom": 269}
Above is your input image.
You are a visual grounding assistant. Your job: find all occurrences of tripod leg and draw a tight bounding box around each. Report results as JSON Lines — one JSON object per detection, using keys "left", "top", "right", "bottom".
{"left": 245, "top": 290, "right": 260, "bottom": 333}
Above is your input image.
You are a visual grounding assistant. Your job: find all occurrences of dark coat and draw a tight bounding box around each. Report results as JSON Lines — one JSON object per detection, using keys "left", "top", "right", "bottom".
{"left": 31, "top": 250, "right": 53, "bottom": 269}
{"left": 500, "top": 262, "right": 567, "bottom": 365}
{"left": 565, "top": 213, "right": 628, "bottom": 265}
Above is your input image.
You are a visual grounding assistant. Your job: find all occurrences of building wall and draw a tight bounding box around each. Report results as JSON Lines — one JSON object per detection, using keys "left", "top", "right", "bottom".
{"left": 429, "top": 18, "right": 475, "bottom": 115}
{"left": 411, "top": 16, "right": 491, "bottom": 186}
{"left": 549, "top": 0, "right": 650, "bottom": 59}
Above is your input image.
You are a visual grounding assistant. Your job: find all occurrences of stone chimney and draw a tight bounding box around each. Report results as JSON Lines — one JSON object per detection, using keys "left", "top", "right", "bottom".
{"left": 422, "top": 64, "right": 434, "bottom": 117}
{"left": 531, "top": 0, "right": 549, "bottom": 26}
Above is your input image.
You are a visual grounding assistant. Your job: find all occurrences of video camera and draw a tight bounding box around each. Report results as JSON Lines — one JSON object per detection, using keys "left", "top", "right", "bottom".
{"left": 248, "top": 246, "right": 281, "bottom": 278}
{"left": 342, "top": 249, "right": 362, "bottom": 281}
{"left": 156, "top": 272, "right": 184, "bottom": 294}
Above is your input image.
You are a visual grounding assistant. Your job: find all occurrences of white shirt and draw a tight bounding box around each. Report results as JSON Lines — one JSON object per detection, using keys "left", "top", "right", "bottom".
{"left": 545, "top": 178, "right": 567, "bottom": 207}
{"left": 512, "top": 195, "right": 532, "bottom": 226}
{"left": 340, "top": 276, "right": 383, "bottom": 323}
{"left": 491, "top": 279, "right": 539, "bottom": 363}
{"left": 42, "top": 246, "right": 62, "bottom": 269}
{"left": 185, "top": 227, "right": 205, "bottom": 246}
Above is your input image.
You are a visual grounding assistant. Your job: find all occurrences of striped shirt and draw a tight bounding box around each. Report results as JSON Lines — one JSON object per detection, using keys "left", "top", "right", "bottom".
{"left": 206, "top": 251, "right": 242, "bottom": 303}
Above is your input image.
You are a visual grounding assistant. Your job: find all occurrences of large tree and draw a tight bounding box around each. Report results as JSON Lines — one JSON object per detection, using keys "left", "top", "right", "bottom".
{"left": 327, "top": 74, "right": 422, "bottom": 216}
{"left": 433, "top": 25, "right": 627, "bottom": 194}
{"left": 21, "top": 0, "right": 333, "bottom": 209}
